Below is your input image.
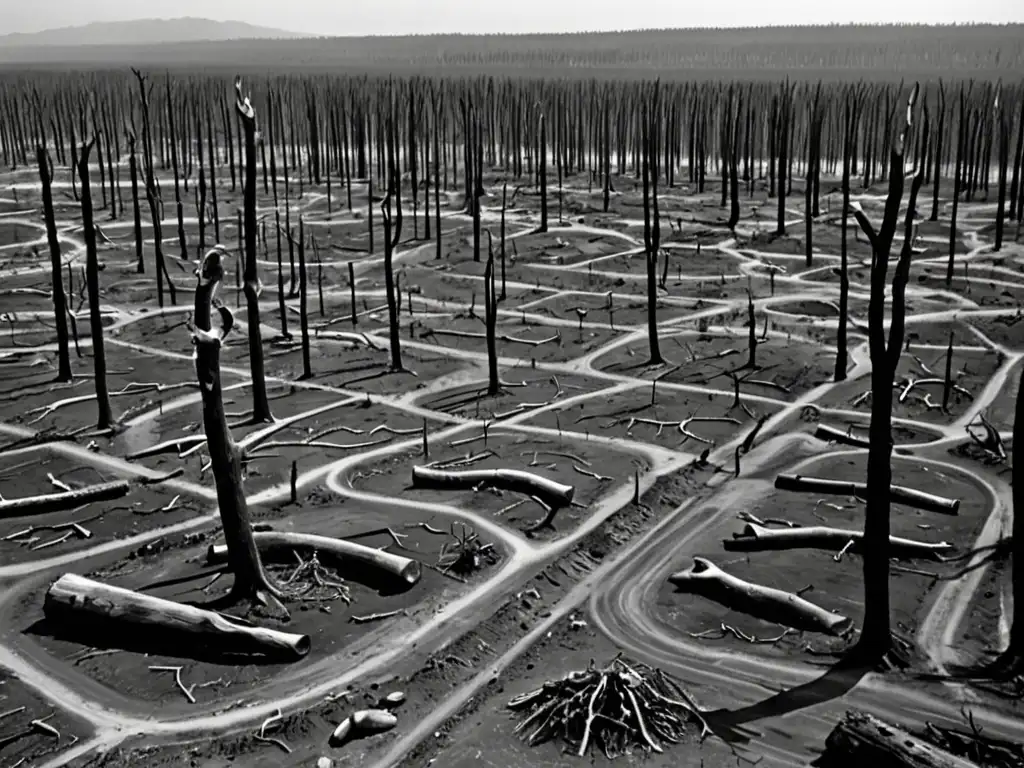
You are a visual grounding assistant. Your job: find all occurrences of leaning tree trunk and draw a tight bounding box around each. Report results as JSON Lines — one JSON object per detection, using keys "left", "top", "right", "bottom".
{"left": 235, "top": 80, "right": 274, "bottom": 423}
{"left": 848, "top": 84, "right": 924, "bottom": 663}
{"left": 77, "top": 139, "right": 113, "bottom": 430}
{"left": 192, "top": 248, "right": 284, "bottom": 611}
{"left": 37, "top": 147, "right": 72, "bottom": 382}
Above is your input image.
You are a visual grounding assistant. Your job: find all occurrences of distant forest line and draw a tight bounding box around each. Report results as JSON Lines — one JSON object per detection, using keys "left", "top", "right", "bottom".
{"left": 0, "top": 24, "right": 1021, "bottom": 79}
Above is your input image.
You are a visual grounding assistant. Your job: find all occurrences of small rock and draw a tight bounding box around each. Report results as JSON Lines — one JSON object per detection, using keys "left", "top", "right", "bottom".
{"left": 381, "top": 691, "right": 406, "bottom": 709}
{"left": 316, "top": 758, "right": 334, "bottom": 768}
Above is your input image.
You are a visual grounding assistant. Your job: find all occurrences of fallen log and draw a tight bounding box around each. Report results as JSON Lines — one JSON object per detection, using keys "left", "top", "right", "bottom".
{"left": 412, "top": 465, "right": 575, "bottom": 509}
{"left": 207, "top": 531, "right": 421, "bottom": 588}
{"left": 814, "top": 424, "right": 871, "bottom": 449}
{"left": 668, "top": 557, "right": 852, "bottom": 636}
{"left": 724, "top": 522, "right": 954, "bottom": 561}
{"left": 44, "top": 573, "right": 310, "bottom": 660}
{"left": 0, "top": 480, "right": 130, "bottom": 519}
{"left": 774, "top": 474, "right": 960, "bottom": 515}
{"left": 823, "top": 710, "right": 980, "bottom": 768}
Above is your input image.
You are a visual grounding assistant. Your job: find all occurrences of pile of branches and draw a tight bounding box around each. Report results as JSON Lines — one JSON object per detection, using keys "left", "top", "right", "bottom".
{"left": 436, "top": 522, "right": 495, "bottom": 576}
{"left": 918, "top": 716, "right": 1024, "bottom": 768}
{"left": 507, "top": 655, "right": 708, "bottom": 758}
{"left": 269, "top": 552, "right": 351, "bottom": 603}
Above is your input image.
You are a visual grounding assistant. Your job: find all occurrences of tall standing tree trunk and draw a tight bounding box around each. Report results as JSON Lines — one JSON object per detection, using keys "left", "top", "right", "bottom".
{"left": 641, "top": 82, "right": 663, "bottom": 366}
{"left": 836, "top": 90, "right": 857, "bottom": 383}
{"left": 38, "top": 147, "right": 72, "bottom": 382}
{"left": 192, "top": 248, "right": 285, "bottom": 613}
{"left": 77, "top": 139, "right": 113, "bottom": 430}
{"left": 538, "top": 112, "right": 548, "bottom": 233}
{"left": 235, "top": 80, "right": 274, "bottom": 423}
{"left": 382, "top": 97, "right": 404, "bottom": 373}
{"left": 848, "top": 85, "right": 923, "bottom": 663}
{"left": 297, "top": 218, "right": 311, "bottom": 380}
{"left": 127, "top": 132, "right": 144, "bottom": 274}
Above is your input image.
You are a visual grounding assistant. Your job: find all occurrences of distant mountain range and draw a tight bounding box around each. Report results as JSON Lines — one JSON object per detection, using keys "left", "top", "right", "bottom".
{"left": 0, "top": 18, "right": 310, "bottom": 48}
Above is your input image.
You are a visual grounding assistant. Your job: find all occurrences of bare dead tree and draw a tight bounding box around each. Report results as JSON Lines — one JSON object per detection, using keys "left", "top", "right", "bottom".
{"left": 847, "top": 83, "right": 925, "bottom": 663}
{"left": 235, "top": 78, "right": 274, "bottom": 423}
{"left": 37, "top": 146, "right": 72, "bottom": 382}
{"left": 77, "top": 137, "right": 114, "bottom": 430}
{"left": 192, "top": 247, "right": 286, "bottom": 616}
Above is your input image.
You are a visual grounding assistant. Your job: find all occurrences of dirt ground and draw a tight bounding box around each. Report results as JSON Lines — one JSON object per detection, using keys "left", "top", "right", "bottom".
{"left": 1, "top": 147, "right": 1021, "bottom": 768}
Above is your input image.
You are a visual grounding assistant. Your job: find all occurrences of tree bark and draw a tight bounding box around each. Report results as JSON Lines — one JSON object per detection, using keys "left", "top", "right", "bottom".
{"left": 207, "top": 530, "right": 421, "bottom": 588}
{"left": 235, "top": 80, "right": 274, "bottom": 422}
{"left": 775, "top": 473, "right": 959, "bottom": 515}
{"left": 412, "top": 465, "right": 574, "bottom": 510}
{"left": 724, "top": 522, "right": 953, "bottom": 560}
{"left": 192, "top": 248, "right": 283, "bottom": 609}
{"left": 37, "top": 146, "right": 72, "bottom": 382}
{"left": 0, "top": 480, "right": 129, "bottom": 519}
{"left": 77, "top": 138, "right": 114, "bottom": 430}
{"left": 45, "top": 574, "right": 309, "bottom": 660}
{"left": 823, "top": 711, "right": 980, "bottom": 768}
{"left": 669, "top": 557, "right": 852, "bottom": 636}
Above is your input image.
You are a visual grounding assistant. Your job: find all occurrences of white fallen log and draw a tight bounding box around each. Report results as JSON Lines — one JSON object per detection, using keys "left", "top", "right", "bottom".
{"left": 44, "top": 573, "right": 310, "bottom": 660}
{"left": 668, "top": 557, "right": 852, "bottom": 636}
{"left": 0, "top": 480, "right": 130, "bottom": 519}
{"left": 207, "top": 531, "right": 421, "bottom": 587}
{"left": 724, "top": 522, "right": 954, "bottom": 561}
{"left": 412, "top": 465, "right": 575, "bottom": 509}
{"left": 774, "top": 473, "right": 961, "bottom": 515}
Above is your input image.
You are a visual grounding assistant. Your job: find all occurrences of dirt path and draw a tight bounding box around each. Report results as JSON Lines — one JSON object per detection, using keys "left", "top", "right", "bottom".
{"left": 1, "top": 170, "right": 1022, "bottom": 767}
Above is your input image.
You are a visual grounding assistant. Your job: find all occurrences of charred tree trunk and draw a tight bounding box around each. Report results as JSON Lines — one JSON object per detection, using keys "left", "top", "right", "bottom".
{"left": 847, "top": 84, "right": 924, "bottom": 663}
{"left": 382, "top": 94, "right": 404, "bottom": 372}
{"left": 485, "top": 231, "right": 499, "bottom": 395}
{"left": 641, "top": 82, "right": 663, "bottom": 366}
{"left": 298, "top": 218, "right": 311, "bottom": 380}
{"left": 192, "top": 247, "right": 285, "bottom": 613}
{"left": 77, "top": 138, "right": 114, "bottom": 430}
{"left": 235, "top": 80, "right": 274, "bottom": 423}
{"left": 538, "top": 112, "right": 548, "bottom": 233}
{"left": 947, "top": 87, "right": 970, "bottom": 287}
{"left": 38, "top": 147, "right": 72, "bottom": 382}
{"left": 836, "top": 88, "right": 858, "bottom": 383}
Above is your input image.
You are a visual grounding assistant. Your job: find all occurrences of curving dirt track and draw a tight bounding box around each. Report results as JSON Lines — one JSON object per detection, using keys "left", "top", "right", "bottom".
{"left": 0, "top": 159, "right": 1022, "bottom": 768}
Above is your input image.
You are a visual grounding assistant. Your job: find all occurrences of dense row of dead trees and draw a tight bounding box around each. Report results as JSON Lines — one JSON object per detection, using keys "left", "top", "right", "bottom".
{"left": 11, "top": 76, "right": 1024, "bottom": 239}
{"left": 15, "top": 68, "right": 1024, "bottom": 687}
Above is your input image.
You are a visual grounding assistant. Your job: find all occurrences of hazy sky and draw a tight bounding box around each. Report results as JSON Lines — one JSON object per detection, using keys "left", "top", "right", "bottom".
{"left": 5, "top": 0, "right": 1022, "bottom": 35}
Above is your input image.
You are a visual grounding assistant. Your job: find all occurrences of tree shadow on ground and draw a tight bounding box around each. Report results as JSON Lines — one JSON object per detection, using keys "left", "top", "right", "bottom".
{"left": 703, "top": 657, "right": 872, "bottom": 747}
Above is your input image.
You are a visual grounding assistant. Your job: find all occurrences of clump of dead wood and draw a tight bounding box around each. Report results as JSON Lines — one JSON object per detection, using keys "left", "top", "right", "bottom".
{"left": 507, "top": 655, "right": 709, "bottom": 758}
